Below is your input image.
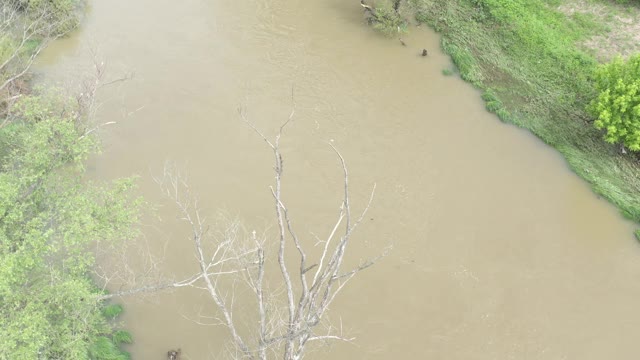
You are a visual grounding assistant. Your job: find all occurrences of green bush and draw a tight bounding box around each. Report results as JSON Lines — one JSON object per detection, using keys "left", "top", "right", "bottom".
{"left": 20, "top": 0, "right": 81, "bottom": 35}
{"left": 112, "top": 330, "right": 133, "bottom": 346}
{"left": 588, "top": 55, "right": 640, "bottom": 151}
{"left": 89, "top": 336, "right": 131, "bottom": 360}
{"left": 442, "top": 68, "right": 454, "bottom": 76}
{"left": 370, "top": 0, "right": 407, "bottom": 36}
{"left": 0, "top": 91, "right": 139, "bottom": 359}
{"left": 441, "top": 39, "right": 483, "bottom": 85}
{"left": 102, "top": 304, "right": 124, "bottom": 319}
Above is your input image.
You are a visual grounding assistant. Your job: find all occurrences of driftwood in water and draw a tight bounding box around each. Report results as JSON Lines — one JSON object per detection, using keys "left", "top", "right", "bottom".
{"left": 360, "top": 0, "right": 374, "bottom": 13}
{"left": 167, "top": 349, "right": 181, "bottom": 360}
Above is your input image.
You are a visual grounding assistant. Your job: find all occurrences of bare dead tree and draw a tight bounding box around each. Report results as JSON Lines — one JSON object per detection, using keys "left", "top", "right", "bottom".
{"left": 240, "top": 111, "right": 383, "bottom": 360}
{"left": 133, "top": 106, "right": 385, "bottom": 359}
{"left": 75, "top": 50, "right": 134, "bottom": 138}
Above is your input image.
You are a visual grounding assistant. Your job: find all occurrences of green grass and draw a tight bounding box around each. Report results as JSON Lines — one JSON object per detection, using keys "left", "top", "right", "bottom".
{"left": 370, "top": 0, "right": 409, "bottom": 36}
{"left": 442, "top": 68, "right": 454, "bottom": 76}
{"left": 408, "top": 0, "right": 640, "bottom": 233}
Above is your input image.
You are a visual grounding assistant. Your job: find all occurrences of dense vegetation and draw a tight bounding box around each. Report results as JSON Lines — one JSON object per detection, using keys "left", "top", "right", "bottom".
{"left": 0, "top": 1, "right": 139, "bottom": 358}
{"left": 0, "top": 92, "right": 139, "bottom": 359}
{"left": 369, "top": 0, "right": 640, "bottom": 238}
{"left": 589, "top": 55, "right": 640, "bottom": 151}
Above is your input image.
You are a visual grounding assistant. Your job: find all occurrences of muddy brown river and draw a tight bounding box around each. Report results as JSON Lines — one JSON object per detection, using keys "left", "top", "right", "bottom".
{"left": 37, "top": 0, "right": 640, "bottom": 359}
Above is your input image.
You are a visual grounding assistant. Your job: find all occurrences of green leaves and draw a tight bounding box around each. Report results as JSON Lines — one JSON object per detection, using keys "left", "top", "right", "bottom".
{"left": 0, "top": 2, "right": 136, "bottom": 357}
{"left": 589, "top": 55, "right": 640, "bottom": 151}
{"left": 112, "top": 330, "right": 133, "bottom": 346}
{"left": 0, "top": 92, "right": 139, "bottom": 359}
{"left": 370, "top": 1, "right": 408, "bottom": 36}
{"left": 23, "top": 0, "right": 82, "bottom": 35}
{"left": 89, "top": 336, "right": 132, "bottom": 360}
{"left": 102, "top": 304, "right": 124, "bottom": 319}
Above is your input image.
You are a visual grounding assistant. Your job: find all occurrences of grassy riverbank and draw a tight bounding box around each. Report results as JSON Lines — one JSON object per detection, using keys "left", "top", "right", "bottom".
{"left": 407, "top": 0, "right": 640, "bottom": 237}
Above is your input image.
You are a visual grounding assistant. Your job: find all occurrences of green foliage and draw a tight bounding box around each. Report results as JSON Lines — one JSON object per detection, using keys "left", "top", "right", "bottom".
{"left": 370, "top": 1, "right": 407, "bottom": 36}
{"left": 441, "top": 68, "right": 454, "bottom": 76}
{"left": 0, "top": 33, "right": 21, "bottom": 94}
{"left": 1, "top": 0, "right": 81, "bottom": 113}
{"left": 482, "top": 90, "right": 503, "bottom": 112}
{"left": 0, "top": 91, "right": 140, "bottom": 359}
{"left": 112, "top": 330, "right": 134, "bottom": 346}
{"left": 89, "top": 336, "right": 131, "bottom": 360}
{"left": 102, "top": 304, "right": 124, "bottom": 319}
{"left": 0, "top": 1, "right": 135, "bottom": 357}
{"left": 588, "top": 55, "right": 640, "bottom": 151}
{"left": 441, "top": 38, "right": 483, "bottom": 85}
{"left": 21, "top": 0, "right": 82, "bottom": 35}
{"left": 0, "top": 37, "right": 16, "bottom": 62}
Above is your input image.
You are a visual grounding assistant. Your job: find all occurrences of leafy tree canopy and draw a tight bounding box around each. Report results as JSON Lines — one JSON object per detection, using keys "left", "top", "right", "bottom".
{"left": 0, "top": 91, "right": 139, "bottom": 359}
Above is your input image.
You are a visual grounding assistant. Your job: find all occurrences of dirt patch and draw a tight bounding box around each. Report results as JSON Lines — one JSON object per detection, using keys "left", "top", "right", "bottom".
{"left": 558, "top": 0, "right": 640, "bottom": 61}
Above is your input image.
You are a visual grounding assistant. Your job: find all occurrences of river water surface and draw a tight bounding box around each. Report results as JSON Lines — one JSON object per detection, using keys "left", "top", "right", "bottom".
{"left": 37, "top": 0, "right": 640, "bottom": 359}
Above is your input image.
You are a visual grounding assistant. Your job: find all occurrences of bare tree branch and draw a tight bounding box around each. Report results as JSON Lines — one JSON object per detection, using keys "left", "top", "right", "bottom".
{"left": 0, "top": 1, "right": 77, "bottom": 94}
{"left": 96, "top": 97, "right": 386, "bottom": 359}
{"left": 233, "top": 106, "right": 385, "bottom": 359}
